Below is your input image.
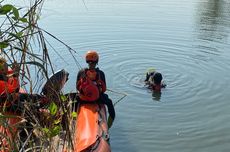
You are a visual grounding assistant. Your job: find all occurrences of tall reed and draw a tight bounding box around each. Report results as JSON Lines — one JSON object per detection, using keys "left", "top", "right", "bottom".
{"left": 0, "top": 0, "right": 76, "bottom": 151}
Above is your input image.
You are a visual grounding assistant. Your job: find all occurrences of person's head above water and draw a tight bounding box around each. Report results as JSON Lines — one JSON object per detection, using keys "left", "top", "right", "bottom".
{"left": 152, "top": 72, "right": 162, "bottom": 85}
{"left": 145, "top": 68, "right": 166, "bottom": 92}
{"left": 85, "top": 50, "right": 99, "bottom": 69}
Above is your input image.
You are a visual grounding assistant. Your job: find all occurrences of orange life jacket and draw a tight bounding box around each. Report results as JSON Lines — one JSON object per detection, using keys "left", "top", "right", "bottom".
{"left": 77, "top": 69, "right": 106, "bottom": 102}
{"left": 152, "top": 84, "right": 161, "bottom": 92}
{"left": 86, "top": 69, "right": 106, "bottom": 93}
{"left": 0, "top": 69, "right": 20, "bottom": 108}
{"left": 0, "top": 69, "right": 19, "bottom": 96}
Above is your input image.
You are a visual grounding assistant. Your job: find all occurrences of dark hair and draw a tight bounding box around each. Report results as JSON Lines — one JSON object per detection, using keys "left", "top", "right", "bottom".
{"left": 153, "top": 72, "right": 162, "bottom": 85}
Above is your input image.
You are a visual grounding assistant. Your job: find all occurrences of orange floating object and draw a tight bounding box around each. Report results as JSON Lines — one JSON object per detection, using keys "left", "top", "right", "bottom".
{"left": 0, "top": 111, "right": 21, "bottom": 152}
{"left": 0, "top": 88, "right": 24, "bottom": 152}
{"left": 74, "top": 104, "right": 111, "bottom": 152}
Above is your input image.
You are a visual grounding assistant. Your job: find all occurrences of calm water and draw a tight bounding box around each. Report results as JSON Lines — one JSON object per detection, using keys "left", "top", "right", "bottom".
{"left": 8, "top": 0, "right": 230, "bottom": 151}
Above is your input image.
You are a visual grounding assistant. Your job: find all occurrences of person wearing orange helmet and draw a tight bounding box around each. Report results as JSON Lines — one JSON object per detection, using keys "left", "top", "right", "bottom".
{"left": 76, "top": 50, "right": 115, "bottom": 128}
{"left": 0, "top": 57, "right": 20, "bottom": 104}
{"left": 0, "top": 57, "right": 48, "bottom": 108}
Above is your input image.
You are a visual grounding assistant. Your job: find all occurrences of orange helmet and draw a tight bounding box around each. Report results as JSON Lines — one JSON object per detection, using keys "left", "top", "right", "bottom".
{"left": 85, "top": 50, "right": 99, "bottom": 63}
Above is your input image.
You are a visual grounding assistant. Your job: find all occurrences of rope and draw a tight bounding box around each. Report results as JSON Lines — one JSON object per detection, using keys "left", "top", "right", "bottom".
{"left": 107, "top": 89, "right": 127, "bottom": 106}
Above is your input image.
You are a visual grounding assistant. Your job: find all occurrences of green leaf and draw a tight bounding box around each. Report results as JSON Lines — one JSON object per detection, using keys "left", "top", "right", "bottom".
{"left": 49, "top": 102, "right": 57, "bottom": 116}
{"left": 0, "top": 113, "right": 18, "bottom": 119}
{"left": 9, "top": 32, "right": 23, "bottom": 39}
{"left": 22, "top": 61, "right": 47, "bottom": 75}
{"left": 54, "top": 119, "right": 61, "bottom": 125}
{"left": 12, "top": 7, "right": 19, "bottom": 19}
{"left": 42, "top": 127, "right": 50, "bottom": 134}
{"left": 12, "top": 16, "right": 17, "bottom": 20}
{"left": 16, "top": 32, "right": 23, "bottom": 37}
{"left": 60, "top": 95, "right": 67, "bottom": 102}
{"left": 0, "top": 4, "right": 13, "bottom": 14}
{"left": 19, "top": 17, "right": 28, "bottom": 23}
{"left": 72, "top": 112, "right": 77, "bottom": 118}
{"left": 51, "top": 125, "right": 61, "bottom": 137}
{"left": 0, "top": 41, "right": 9, "bottom": 49}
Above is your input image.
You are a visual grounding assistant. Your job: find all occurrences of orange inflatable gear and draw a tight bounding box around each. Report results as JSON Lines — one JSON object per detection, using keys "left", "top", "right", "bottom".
{"left": 77, "top": 77, "right": 99, "bottom": 102}
{"left": 0, "top": 111, "right": 22, "bottom": 151}
{"left": 85, "top": 51, "right": 99, "bottom": 63}
{"left": 0, "top": 70, "right": 20, "bottom": 108}
{"left": 0, "top": 68, "right": 20, "bottom": 96}
{"left": 75, "top": 104, "right": 111, "bottom": 152}
{"left": 0, "top": 77, "right": 19, "bottom": 95}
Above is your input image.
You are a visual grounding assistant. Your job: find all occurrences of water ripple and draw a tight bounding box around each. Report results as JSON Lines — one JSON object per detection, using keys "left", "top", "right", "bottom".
{"left": 37, "top": 0, "right": 230, "bottom": 151}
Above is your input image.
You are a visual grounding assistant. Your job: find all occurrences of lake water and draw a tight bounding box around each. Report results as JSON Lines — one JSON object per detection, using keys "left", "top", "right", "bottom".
{"left": 7, "top": 0, "right": 230, "bottom": 151}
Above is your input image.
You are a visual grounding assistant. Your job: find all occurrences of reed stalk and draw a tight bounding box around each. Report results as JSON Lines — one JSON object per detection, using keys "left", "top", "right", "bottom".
{"left": 0, "top": 0, "right": 76, "bottom": 151}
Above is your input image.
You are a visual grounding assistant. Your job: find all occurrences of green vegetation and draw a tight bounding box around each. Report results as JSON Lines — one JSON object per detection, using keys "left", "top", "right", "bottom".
{"left": 0, "top": 0, "right": 75, "bottom": 151}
